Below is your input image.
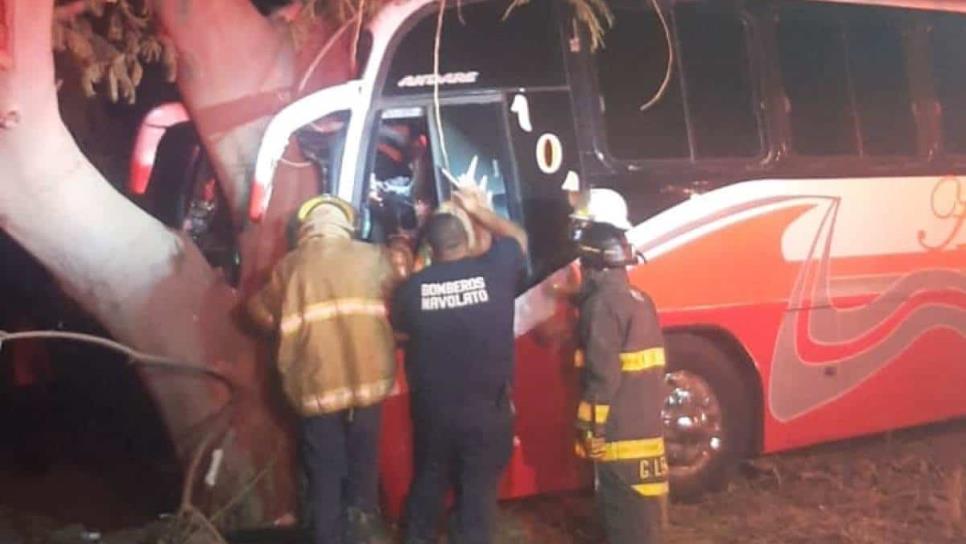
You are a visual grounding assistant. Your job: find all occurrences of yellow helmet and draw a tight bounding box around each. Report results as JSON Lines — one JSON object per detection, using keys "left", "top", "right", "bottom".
{"left": 297, "top": 195, "right": 358, "bottom": 228}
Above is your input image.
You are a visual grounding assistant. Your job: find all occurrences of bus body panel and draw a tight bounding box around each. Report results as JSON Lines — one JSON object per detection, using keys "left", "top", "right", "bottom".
{"left": 627, "top": 176, "right": 966, "bottom": 453}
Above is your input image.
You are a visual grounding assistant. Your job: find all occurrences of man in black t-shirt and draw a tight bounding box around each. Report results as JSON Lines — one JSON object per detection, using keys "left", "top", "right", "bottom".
{"left": 393, "top": 184, "right": 528, "bottom": 544}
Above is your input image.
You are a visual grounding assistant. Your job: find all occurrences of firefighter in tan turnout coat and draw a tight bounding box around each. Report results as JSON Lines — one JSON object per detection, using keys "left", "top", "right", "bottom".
{"left": 248, "top": 195, "right": 400, "bottom": 544}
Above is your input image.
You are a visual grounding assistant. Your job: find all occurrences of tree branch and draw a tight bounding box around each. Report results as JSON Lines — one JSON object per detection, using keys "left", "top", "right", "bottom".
{"left": 54, "top": 0, "right": 89, "bottom": 21}
{"left": 150, "top": 0, "right": 300, "bottom": 224}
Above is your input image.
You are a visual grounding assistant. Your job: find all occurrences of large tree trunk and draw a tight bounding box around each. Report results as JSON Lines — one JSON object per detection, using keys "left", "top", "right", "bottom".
{"left": 152, "top": 0, "right": 298, "bottom": 224}
{"left": 0, "top": 0, "right": 299, "bottom": 529}
{"left": 151, "top": 0, "right": 354, "bottom": 289}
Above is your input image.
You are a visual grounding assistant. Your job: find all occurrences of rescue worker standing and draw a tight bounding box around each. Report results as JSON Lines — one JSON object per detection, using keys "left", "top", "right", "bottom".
{"left": 248, "top": 195, "right": 399, "bottom": 544}
{"left": 392, "top": 182, "right": 528, "bottom": 544}
{"left": 573, "top": 191, "right": 668, "bottom": 544}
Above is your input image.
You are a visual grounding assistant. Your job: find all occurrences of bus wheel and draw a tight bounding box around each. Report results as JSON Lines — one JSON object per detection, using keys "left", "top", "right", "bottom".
{"left": 663, "top": 333, "right": 752, "bottom": 501}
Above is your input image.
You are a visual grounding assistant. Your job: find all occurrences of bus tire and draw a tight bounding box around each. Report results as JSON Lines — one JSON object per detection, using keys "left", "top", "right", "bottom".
{"left": 663, "top": 332, "right": 753, "bottom": 501}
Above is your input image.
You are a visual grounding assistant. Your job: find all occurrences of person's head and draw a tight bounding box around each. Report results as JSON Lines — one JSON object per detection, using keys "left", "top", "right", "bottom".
{"left": 424, "top": 212, "right": 470, "bottom": 262}
{"left": 436, "top": 200, "right": 486, "bottom": 254}
{"left": 296, "top": 195, "right": 357, "bottom": 242}
{"left": 575, "top": 221, "right": 636, "bottom": 281}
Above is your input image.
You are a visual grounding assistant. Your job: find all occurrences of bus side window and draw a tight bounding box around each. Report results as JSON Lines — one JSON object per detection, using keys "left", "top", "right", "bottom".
{"left": 929, "top": 13, "right": 966, "bottom": 155}
{"left": 433, "top": 101, "right": 537, "bottom": 284}
{"left": 675, "top": 2, "right": 762, "bottom": 158}
{"left": 844, "top": 9, "right": 916, "bottom": 156}
{"left": 434, "top": 103, "right": 516, "bottom": 222}
{"left": 595, "top": 4, "right": 689, "bottom": 160}
{"left": 777, "top": 7, "right": 858, "bottom": 156}
{"left": 777, "top": 4, "right": 917, "bottom": 158}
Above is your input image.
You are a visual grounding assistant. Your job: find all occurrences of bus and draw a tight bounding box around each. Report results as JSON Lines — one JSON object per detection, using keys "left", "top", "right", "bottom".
{"left": 129, "top": 0, "right": 966, "bottom": 517}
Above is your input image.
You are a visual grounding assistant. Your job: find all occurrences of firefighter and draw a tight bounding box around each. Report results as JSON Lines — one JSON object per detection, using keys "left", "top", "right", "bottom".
{"left": 248, "top": 195, "right": 402, "bottom": 544}
{"left": 572, "top": 190, "right": 668, "bottom": 544}
{"left": 392, "top": 181, "right": 528, "bottom": 544}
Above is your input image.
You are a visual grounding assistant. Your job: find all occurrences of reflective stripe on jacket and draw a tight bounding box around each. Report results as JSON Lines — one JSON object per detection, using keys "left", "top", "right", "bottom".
{"left": 248, "top": 236, "right": 397, "bottom": 416}
{"left": 575, "top": 269, "right": 668, "bottom": 497}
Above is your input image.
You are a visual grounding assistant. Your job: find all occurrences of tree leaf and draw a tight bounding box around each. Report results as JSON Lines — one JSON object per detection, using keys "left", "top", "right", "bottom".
{"left": 140, "top": 38, "right": 162, "bottom": 63}
{"left": 107, "top": 61, "right": 119, "bottom": 102}
{"left": 162, "top": 39, "right": 177, "bottom": 83}
{"left": 65, "top": 28, "right": 95, "bottom": 63}
{"left": 128, "top": 55, "right": 143, "bottom": 88}
{"left": 80, "top": 63, "right": 105, "bottom": 97}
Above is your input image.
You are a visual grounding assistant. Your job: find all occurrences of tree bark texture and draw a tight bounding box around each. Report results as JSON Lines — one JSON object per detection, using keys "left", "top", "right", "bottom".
{"left": 152, "top": 0, "right": 354, "bottom": 290}
{"left": 0, "top": 0, "right": 324, "bottom": 528}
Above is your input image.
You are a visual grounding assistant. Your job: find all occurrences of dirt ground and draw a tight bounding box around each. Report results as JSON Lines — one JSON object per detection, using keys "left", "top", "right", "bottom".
{"left": 4, "top": 420, "right": 966, "bottom": 543}
{"left": 497, "top": 419, "right": 966, "bottom": 544}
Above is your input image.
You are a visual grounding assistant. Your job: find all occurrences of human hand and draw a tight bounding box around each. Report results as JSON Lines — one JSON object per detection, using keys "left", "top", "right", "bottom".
{"left": 442, "top": 155, "right": 493, "bottom": 213}
{"left": 414, "top": 199, "right": 432, "bottom": 224}
{"left": 453, "top": 184, "right": 489, "bottom": 215}
{"left": 579, "top": 431, "right": 606, "bottom": 460}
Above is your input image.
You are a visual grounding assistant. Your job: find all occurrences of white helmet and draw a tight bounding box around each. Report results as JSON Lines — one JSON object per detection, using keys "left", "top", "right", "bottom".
{"left": 571, "top": 188, "right": 632, "bottom": 230}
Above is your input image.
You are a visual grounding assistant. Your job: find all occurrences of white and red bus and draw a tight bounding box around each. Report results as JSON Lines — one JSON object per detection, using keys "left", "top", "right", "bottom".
{"left": 130, "top": 0, "right": 966, "bottom": 517}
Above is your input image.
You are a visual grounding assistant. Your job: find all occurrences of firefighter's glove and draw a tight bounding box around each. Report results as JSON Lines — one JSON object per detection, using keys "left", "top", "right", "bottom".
{"left": 580, "top": 431, "right": 606, "bottom": 460}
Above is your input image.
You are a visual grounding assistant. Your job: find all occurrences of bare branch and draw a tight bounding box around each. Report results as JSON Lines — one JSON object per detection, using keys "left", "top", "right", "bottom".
{"left": 54, "top": 0, "right": 89, "bottom": 21}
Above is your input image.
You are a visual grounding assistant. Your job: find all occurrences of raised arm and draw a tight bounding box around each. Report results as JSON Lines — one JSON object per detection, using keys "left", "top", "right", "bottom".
{"left": 452, "top": 186, "right": 529, "bottom": 255}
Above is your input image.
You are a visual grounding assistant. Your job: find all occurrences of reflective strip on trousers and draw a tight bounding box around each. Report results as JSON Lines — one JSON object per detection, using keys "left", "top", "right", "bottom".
{"left": 599, "top": 436, "right": 665, "bottom": 462}
{"left": 575, "top": 437, "right": 666, "bottom": 461}
{"left": 632, "top": 482, "right": 670, "bottom": 497}
{"left": 576, "top": 437, "right": 670, "bottom": 497}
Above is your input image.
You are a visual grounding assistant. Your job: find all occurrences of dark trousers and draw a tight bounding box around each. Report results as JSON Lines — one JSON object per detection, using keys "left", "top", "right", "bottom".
{"left": 405, "top": 400, "right": 513, "bottom": 544}
{"left": 301, "top": 404, "right": 382, "bottom": 544}
{"left": 597, "top": 464, "right": 663, "bottom": 544}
